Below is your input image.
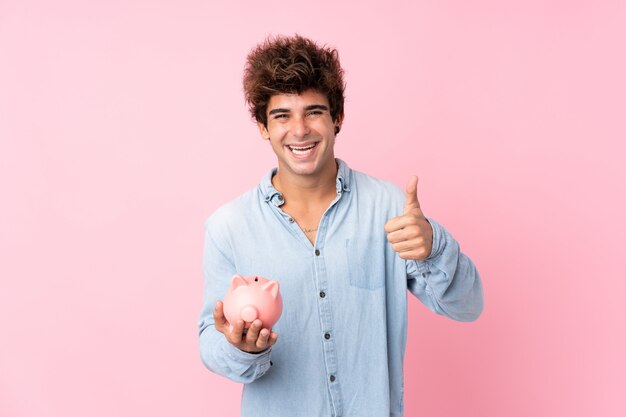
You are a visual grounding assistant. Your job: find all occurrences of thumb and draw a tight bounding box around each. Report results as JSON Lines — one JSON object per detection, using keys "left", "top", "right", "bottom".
{"left": 404, "top": 175, "right": 421, "bottom": 213}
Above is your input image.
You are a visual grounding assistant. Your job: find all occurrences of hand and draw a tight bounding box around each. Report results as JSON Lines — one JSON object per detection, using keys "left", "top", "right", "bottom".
{"left": 213, "top": 300, "right": 279, "bottom": 353}
{"left": 384, "top": 175, "right": 433, "bottom": 260}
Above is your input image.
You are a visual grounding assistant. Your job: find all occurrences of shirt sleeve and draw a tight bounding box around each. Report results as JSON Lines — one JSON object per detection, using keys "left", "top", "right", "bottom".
{"left": 406, "top": 217, "right": 484, "bottom": 322}
{"left": 198, "top": 216, "right": 273, "bottom": 383}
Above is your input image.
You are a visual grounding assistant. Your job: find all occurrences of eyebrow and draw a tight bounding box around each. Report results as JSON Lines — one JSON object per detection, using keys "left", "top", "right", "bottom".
{"left": 268, "top": 104, "right": 329, "bottom": 116}
{"left": 304, "top": 104, "right": 329, "bottom": 112}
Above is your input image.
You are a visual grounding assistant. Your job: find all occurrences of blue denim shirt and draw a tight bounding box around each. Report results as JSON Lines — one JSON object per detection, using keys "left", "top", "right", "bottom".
{"left": 198, "top": 159, "right": 483, "bottom": 417}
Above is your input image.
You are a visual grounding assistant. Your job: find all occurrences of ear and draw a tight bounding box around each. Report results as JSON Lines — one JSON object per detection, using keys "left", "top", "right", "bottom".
{"left": 231, "top": 274, "right": 248, "bottom": 289}
{"left": 261, "top": 280, "right": 280, "bottom": 298}
{"left": 334, "top": 113, "right": 344, "bottom": 135}
{"left": 257, "top": 121, "right": 270, "bottom": 141}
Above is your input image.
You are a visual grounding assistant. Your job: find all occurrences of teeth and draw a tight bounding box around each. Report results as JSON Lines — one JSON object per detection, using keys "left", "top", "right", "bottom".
{"left": 288, "top": 143, "right": 316, "bottom": 155}
{"left": 290, "top": 144, "right": 315, "bottom": 150}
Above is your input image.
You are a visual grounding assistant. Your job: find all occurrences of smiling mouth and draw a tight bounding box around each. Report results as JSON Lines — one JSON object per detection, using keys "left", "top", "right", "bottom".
{"left": 287, "top": 143, "right": 318, "bottom": 155}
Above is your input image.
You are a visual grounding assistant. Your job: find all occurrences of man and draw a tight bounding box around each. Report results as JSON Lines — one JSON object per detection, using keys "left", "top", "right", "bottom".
{"left": 198, "top": 35, "right": 483, "bottom": 417}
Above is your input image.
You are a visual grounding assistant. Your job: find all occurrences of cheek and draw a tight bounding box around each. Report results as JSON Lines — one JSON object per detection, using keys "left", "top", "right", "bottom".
{"left": 268, "top": 125, "right": 287, "bottom": 139}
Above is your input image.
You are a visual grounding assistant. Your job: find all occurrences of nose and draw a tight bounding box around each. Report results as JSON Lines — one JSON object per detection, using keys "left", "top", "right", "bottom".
{"left": 290, "top": 116, "right": 310, "bottom": 138}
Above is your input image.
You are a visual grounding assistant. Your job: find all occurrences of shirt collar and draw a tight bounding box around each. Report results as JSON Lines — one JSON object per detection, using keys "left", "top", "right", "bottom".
{"left": 336, "top": 158, "right": 352, "bottom": 193}
{"left": 260, "top": 158, "right": 352, "bottom": 207}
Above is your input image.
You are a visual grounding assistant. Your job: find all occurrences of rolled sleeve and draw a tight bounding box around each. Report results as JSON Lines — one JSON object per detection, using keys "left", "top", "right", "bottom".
{"left": 198, "top": 213, "right": 274, "bottom": 383}
{"left": 406, "top": 218, "right": 484, "bottom": 322}
{"left": 199, "top": 320, "right": 272, "bottom": 383}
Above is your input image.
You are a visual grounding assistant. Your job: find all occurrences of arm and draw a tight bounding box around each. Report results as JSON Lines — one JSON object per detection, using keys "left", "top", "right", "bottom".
{"left": 406, "top": 218, "right": 484, "bottom": 322}
{"left": 385, "top": 176, "right": 483, "bottom": 321}
{"left": 198, "top": 219, "right": 275, "bottom": 383}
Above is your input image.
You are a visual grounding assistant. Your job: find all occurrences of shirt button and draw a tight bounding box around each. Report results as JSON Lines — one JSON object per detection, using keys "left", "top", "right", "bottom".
{"left": 330, "top": 375, "right": 336, "bottom": 382}
{"left": 324, "top": 333, "right": 331, "bottom": 340}
{"left": 315, "top": 249, "right": 320, "bottom": 256}
{"left": 288, "top": 217, "right": 294, "bottom": 223}
{"left": 422, "top": 273, "right": 427, "bottom": 278}
{"left": 319, "top": 291, "right": 326, "bottom": 298}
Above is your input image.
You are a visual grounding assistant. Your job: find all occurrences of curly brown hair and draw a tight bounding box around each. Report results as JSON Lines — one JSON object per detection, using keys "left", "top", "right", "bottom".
{"left": 243, "top": 34, "right": 346, "bottom": 128}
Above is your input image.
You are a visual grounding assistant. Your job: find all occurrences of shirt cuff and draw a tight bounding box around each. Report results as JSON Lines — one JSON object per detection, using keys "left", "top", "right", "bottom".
{"left": 409, "top": 217, "right": 445, "bottom": 277}
{"left": 221, "top": 339, "right": 273, "bottom": 376}
{"left": 424, "top": 217, "right": 445, "bottom": 261}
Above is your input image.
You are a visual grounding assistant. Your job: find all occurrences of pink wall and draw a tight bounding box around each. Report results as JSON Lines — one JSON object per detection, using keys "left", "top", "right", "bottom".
{"left": 1, "top": 1, "right": 624, "bottom": 416}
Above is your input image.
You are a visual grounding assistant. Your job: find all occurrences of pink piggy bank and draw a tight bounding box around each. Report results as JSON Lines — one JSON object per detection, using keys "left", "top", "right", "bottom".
{"left": 223, "top": 274, "right": 283, "bottom": 330}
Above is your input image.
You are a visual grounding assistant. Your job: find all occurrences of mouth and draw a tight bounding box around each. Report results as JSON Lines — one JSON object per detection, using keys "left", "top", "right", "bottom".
{"left": 286, "top": 142, "right": 318, "bottom": 156}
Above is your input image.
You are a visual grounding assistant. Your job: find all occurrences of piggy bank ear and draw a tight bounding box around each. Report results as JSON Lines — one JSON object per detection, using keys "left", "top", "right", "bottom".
{"left": 231, "top": 274, "right": 248, "bottom": 290}
{"left": 261, "top": 280, "right": 280, "bottom": 298}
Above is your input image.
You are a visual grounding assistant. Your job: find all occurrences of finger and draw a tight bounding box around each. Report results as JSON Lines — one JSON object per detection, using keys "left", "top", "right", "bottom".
{"left": 230, "top": 320, "right": 245, "bottom": 344}
{"left": 213, "top": 301, "right": 228, "bottom": 331}
{"left": 245, "top": 320, "right": 263, "bottom": 344}
{"left": 384, "top": 215, "right": 409, "bottom": 233}
{"left": 268, "top": 332, "right": 279, "bottom": 347}
{"left": 404, "top": 175, "right": 421, "bottom": 213}
{"left": 385, "top": 214, "right": 421, "bottom": 235}
{"left": 255, "top": 328, "right": 271, "bottom": 349}
{"left": 391, "top": 237, "right": 425, "bottom": 253}
{"left": 387, "top": 223, "right": 423, "bottom": 243}
{"left": 397, "top": 246, "right": 430, "bottom": 261}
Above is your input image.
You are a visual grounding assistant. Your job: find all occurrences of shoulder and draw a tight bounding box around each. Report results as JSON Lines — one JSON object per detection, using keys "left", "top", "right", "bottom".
{"left": 350, "top": 169, "right": 405, "bottom": 204}
{"left": 204, "top": 186, "right": 261, "bottom": 236}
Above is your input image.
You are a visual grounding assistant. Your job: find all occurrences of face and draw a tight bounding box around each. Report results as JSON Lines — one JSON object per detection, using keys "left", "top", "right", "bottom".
{"left": 258, "top": 90, "right": 342, "bottom": 181}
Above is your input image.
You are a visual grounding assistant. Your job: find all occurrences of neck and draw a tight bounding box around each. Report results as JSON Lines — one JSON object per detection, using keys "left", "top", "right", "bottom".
{"left": 272, "top": 161, "right": 338, "bottom": 207}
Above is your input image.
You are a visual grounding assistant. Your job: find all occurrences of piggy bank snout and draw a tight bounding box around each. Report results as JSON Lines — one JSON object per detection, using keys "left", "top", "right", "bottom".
{"left": 240, "top": 305, "right": 258, "bottom": 322}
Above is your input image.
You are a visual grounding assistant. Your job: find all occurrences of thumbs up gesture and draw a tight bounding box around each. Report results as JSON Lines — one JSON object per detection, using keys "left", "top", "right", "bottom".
{"left": 384, "top": 176, "right": 433, "bottom": 260}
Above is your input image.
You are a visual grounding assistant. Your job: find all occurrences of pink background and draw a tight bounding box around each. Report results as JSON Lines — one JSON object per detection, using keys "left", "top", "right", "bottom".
{"left": 1, "top": 1, "right": 625, "bottom": 416}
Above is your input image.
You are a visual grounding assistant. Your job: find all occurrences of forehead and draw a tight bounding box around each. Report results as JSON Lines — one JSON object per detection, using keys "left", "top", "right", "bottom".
{"left": 266, "top": 90, "right": 330, "bottom": 111}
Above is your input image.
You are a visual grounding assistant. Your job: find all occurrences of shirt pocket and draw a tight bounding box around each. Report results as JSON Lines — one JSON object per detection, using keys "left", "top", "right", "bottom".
{"left": 345, "top": 237, "right": 386, "bottom": 290}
